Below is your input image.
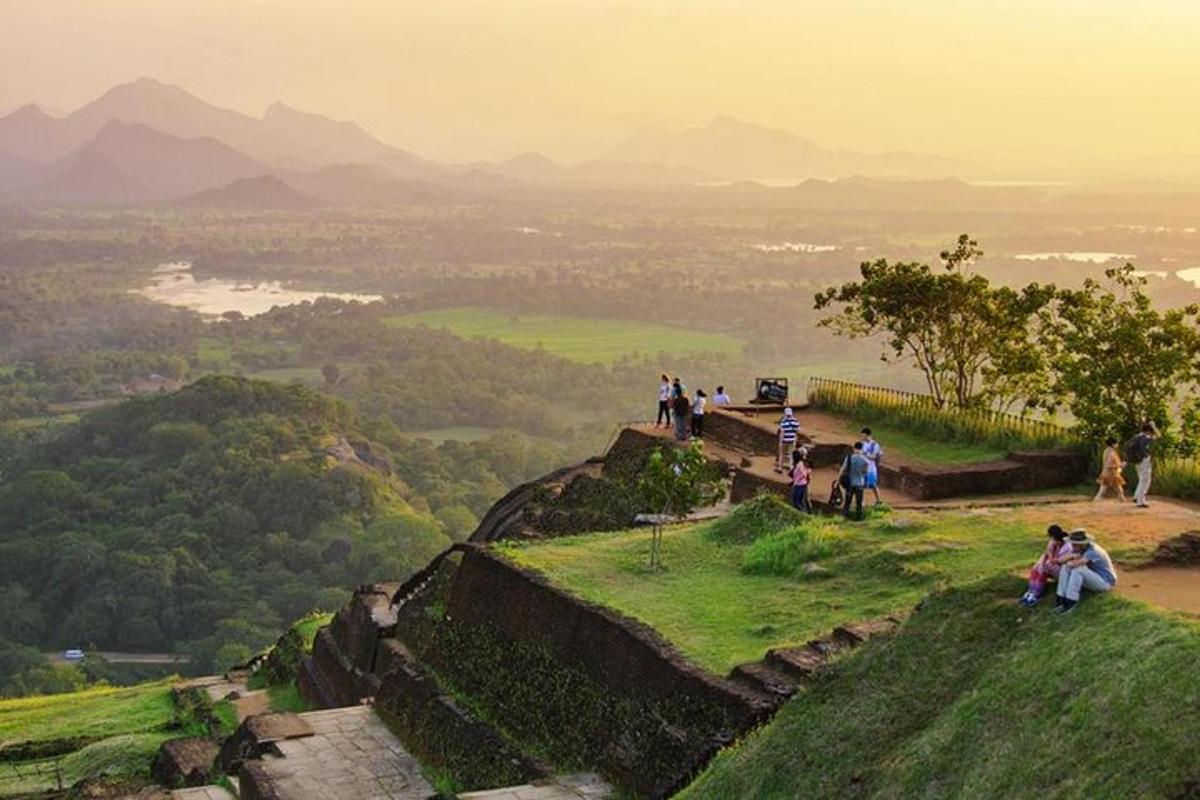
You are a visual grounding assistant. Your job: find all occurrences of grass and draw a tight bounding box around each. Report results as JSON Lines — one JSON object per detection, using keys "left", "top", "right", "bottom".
{"left": 266, "top": 683, "right": 310, "bottom": 714}
{"left": 0, "top": 680, "right": 176, "bottom": 746}
{"left": 0, "top": 680, "right": 180, "bottom": 795}
{"left": 499, "top": 498, "right": 1047, "bottom": 673}
{"left": 841, "top": 420, "right": 1007, "bottom": 465}
{"left": 680, "top": 577, "right": 1200, "bottom": 799}
{"left": 0, "top": 734, "right": 168, "bottom": 795}
{"left": 382, "top": 307, "right": 745, "bottom": 364}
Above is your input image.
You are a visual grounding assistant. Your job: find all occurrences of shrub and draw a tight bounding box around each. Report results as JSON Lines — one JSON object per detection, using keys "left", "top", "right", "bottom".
{"left": 741, "top": 523, "right": 848, "bottom": 577}
{"left": 706, "top": 494, "right": 807, "bottom": 545}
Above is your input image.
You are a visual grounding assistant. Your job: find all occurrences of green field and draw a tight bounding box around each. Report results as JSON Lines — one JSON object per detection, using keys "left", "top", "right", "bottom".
{"left": 0, "top": 680, "right": 181, "bottom": 795}
{"left": 0, "top": 680, "right": 176, "bottom": 747}
{"left": 500, "top": 498, "right": 1047, "bottom": 673}
{"left": 382, "top": 307, "right": 745, "bottom": 363}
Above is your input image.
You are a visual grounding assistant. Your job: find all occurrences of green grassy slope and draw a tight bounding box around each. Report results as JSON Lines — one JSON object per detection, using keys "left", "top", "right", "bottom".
{"left": 0, "top": 680, "right": 181, "bottom": 795}
{"left": 500, "top": 499, "right": 1052, "bottom": 673}
{"left": 382, "top": 307, "right": 745, "bottom": 363}
{"left": 680, "top": 577, "right": 1200, "bottom": 800}
{"left": 0, "top": 680, "right": 176, "bottom": 745}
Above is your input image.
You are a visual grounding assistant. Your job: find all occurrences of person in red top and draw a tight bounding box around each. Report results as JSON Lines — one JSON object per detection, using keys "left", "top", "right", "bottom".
{"left": 789, "top": 447, "right": 812, "bottom": 513}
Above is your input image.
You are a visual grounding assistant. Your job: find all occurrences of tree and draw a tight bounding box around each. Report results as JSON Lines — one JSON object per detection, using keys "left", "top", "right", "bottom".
{"left": 637, "top": 443, "right": 725, "bottom": 570}
{"left": 815, "top": 235, "right": 1054, "bottom": 410}
{"left": 1041, "top": 264, "right": 1200, "bottom": 443}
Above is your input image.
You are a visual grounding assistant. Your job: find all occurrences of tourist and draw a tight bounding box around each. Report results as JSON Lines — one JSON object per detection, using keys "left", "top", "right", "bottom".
{"left": 860, "top": 427, "right": 884, "bottom": 506}
{"left": 656, "top": 374, "right": 672, "bottom": 428}
{"left": 839, "top": 442, "right": 870, "bottom": 520}
{"left": 1054, "top": 529, "right": 1117, "bottom": 615}
{"left": 671, "top": 376, "right": 686, "bottom": 399}
{"left": 776, "top": 407, "right": 801, "bottom": 473}
{"left": 691, "top": 389, "right": 708, "bottom": 438}
{"left": 1094, "top": 436, "right": 1126, "bottom": 502}
{"left": 1018, "top": 525, "right": 1073, "bottom": 607}
{"left": 714, "top": 385, "right": 732, "bottom": 406}
{"left": 672, "top": 390, "right": 691, "bottom": 441}
{"left": 1126, "top": 423, "right": 1156, "bottom": 508}
{"left": 789, "top": 447, "right": 812, "bottom": 513}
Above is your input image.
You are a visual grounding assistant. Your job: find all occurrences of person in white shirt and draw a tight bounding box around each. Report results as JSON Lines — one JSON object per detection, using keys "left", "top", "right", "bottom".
{"left": 656, "top": 374, "right": 672, "bottom": 428}
{"left": 691, "top": 389, "right": 708, "bottom": 438}
{"left": 714, "top": 386, "right": 732, "bottom": 406}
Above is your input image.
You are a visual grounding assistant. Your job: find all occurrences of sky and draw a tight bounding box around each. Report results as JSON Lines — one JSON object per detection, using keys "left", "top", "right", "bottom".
{"left": 1, "top": 0, "right": 1198, "bottom": 171}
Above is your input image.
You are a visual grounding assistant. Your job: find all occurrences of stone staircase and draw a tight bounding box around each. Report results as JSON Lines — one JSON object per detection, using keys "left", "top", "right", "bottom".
{"left": 728, "top": 617, "right": 903, "bottom": 710}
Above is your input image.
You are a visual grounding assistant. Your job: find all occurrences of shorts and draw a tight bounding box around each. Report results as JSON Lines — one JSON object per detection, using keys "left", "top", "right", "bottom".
{"left": 866, "top": 465, "right": 878, "bottom": 489}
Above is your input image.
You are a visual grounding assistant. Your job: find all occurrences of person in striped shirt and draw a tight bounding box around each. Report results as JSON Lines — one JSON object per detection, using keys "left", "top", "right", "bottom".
{"left": 776, "top": 407, "right": 801, "bottom": 472}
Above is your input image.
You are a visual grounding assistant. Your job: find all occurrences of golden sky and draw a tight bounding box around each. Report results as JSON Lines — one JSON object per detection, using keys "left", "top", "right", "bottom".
{"left": 2, "top": 0, "right": 1198, "bottom": 171}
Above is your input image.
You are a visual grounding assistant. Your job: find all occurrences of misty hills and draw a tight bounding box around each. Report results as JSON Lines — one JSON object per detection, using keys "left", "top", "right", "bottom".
{"left": 605, "top": 114, "right": 974, "bottom": 181}
{"left": 0, "top": 77, "right": 433, "bottom": 176}
{"left": 0, "top": 77, "right": 995, "bottom": 207}
{"left": 174, "top": 174, "right": 322, "bottom": 210}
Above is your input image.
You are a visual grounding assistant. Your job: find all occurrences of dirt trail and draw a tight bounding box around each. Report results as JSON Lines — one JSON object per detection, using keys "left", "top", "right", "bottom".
{"left": 1118, "top": 567, "right": 1200, "bottom": 615}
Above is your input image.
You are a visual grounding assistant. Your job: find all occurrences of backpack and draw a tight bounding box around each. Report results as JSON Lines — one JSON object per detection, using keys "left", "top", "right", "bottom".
{"left": 829, "top": 479, "right": 845, "bottom": 508}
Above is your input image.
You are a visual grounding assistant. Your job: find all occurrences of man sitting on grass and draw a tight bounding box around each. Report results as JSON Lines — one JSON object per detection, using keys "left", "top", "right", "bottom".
{"left": 1054, "top": 529, "right": 1118, "bottom": 615}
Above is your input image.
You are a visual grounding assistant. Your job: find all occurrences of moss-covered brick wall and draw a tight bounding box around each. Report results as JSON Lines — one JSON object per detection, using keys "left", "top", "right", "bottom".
{"left": 411, "top": 546, "right": 771, "bottom": 799}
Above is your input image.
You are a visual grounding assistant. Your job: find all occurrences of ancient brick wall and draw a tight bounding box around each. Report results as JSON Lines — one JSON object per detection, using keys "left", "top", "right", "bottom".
{"left": 434, "top": 545, "right": 772, "bottom": 798}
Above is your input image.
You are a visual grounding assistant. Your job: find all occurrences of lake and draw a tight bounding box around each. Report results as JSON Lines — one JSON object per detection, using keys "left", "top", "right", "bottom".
{"left": 1013, "top": 252, "right": 1135, "bottom": 264}
{"left": 136, "top": 262, "right": 382, "bottom": 318}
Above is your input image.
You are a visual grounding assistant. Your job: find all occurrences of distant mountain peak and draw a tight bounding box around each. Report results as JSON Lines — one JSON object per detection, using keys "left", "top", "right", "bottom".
{"left": 5, "top": 103, "right": 55, "bottom": 121}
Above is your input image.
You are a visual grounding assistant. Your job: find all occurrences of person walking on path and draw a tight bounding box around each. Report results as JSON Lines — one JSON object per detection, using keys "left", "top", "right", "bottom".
{"left": 839, "top": 442, "right": 870, "bottom": 520}
{"left": 1094, "top": 437, "right": 1126, "bottom": 502}
{"left": 672, "top": 391, "right": 691, "bottom": 442}
{"left": 714, "top": 386, "right": 732, "bottom": 406}
{"left": 691, "top": 389, "right": 708, "bottom": 438}
{"left": 1125, "top": 423, "right": 1157, "bottom": 508}
{"left": 656, "top": 374, "right": 673, "bottom": 428}
{"left": 860, "top": 427, "right": 884, "bottom": 506}
{"left": 776, "top": 408, "right": 802, "bottom": 472}
{"left": 789, "top": 447, "right": 812, "bottom": 513}
{"left": 1019, "top": 525, "right": 1073, "bottom": 607}
{"left": 1054, "top": 529, "right": 1117, "bottom": 615}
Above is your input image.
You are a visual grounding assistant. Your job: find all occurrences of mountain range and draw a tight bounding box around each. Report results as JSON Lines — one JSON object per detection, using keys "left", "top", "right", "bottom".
{"left": 0, "top": 78, "right": 985, "bottom": 207}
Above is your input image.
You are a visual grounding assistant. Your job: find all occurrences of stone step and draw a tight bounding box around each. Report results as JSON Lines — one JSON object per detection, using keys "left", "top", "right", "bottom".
{"left": 729, "top": 661, "right": 800, "bottom": 701}
{"left": 831, "top": 617, "right": 900, "bottom": 647}
{"left": 764, "top": 646, "right": 826, "bottom": 681}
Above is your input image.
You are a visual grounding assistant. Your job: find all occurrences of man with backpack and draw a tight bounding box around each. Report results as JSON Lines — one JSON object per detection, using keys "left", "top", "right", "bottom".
{"left": 839, "top": 442, "right": 871, "bottom": 520}
{"left": 1125, "top": 423, "right": 1157, "bottom": 509}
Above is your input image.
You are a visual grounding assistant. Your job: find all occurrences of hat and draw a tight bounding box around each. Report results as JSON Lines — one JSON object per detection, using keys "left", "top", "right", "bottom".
{"left": 1068, "top": 529, "right": 1091, "bottom": 544}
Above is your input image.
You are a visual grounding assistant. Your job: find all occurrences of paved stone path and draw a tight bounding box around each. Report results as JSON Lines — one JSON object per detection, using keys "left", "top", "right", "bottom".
{"left": 253, "top": 706, "right": 434, "bottom": 800}
{"left": 177, "top": 674, "right": 270, "bottom": 722}
{"left": 170, "top": 787, "right": 236, "bottom": 800}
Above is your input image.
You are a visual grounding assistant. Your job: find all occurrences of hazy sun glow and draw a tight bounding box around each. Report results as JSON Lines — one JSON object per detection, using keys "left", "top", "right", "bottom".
{"left": 2, "top": 0, "right": 1198, "bottom": 172}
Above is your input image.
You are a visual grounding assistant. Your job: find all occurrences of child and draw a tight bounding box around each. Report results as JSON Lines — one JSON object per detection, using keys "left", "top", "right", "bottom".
{"left": 714, "top": 385, "right": 732, "bottom": 406}
{"left": 1018, "top": 525, "right": 1072, "bottom": 607}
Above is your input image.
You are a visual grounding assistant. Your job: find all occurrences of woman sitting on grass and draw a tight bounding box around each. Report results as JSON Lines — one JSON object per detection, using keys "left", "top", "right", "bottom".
{"left": 1018, "top": 524, "right": 1072, "bottom": 607}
